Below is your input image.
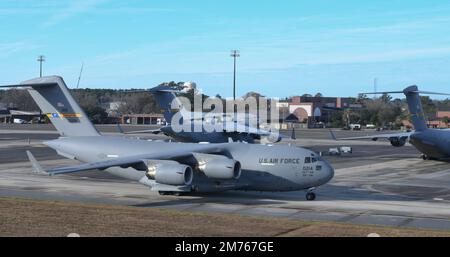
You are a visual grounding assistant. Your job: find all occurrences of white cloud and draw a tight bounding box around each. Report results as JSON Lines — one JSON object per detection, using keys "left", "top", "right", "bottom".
{"left": 0, "top": 42, "right": 40, "bottom": 58}
{"left": 41, "top": 0, "right": 107, "bottom": 28}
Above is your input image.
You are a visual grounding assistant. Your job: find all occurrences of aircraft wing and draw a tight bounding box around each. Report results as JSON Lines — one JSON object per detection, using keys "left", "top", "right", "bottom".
{"left": 223, "top": 122, "right": 293, "bottom": 141}
{"left": 329, "top": 130, "right": 412, "bottom": 141}
{"left": 26, "top": 145, "right": 223, "bottom": 175}
{"left": 123, "top": 128, "right": 162, "bottom": 134}
{"left": 224, "top": 122, "right": 262, "bottom": 134}
{"left": 116, "top": 123, "right": 162, "bottom": 134}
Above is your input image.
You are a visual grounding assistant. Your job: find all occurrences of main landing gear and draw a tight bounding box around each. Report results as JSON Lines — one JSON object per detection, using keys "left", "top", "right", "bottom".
{"left": 305, "top": 188, "right": 316, "bottom": 201}
{"left": 421, "top": 154, "right": 436, "bottom": 160}
{"left": 158, "top": 191, "right": 185, "bottom": 196}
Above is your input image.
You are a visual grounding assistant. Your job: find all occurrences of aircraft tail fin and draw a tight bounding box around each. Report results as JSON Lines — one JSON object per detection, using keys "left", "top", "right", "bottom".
{"left": 0, "top": 76, "right": 100, "bottom": 137}
{"left": 363, "top": 86, "right": 450, "bottom": 132}
{"left": 403, "top": 86, "right": 428, "bottom": 131}
{"left": 149, "top": 85, "right": 185, "bottom": 123}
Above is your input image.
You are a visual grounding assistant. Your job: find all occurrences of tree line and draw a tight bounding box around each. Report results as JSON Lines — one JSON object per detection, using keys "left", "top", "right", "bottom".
{"left": 1, "top": 86, "right": 449, "bottom": 126}
{"left": 326, "top": 93, "right": 449, "bottom": 129}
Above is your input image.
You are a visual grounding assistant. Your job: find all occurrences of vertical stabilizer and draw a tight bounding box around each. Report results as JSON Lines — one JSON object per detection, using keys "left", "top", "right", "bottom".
{"left": 149, "top": 85, "right": 188, "bottom": 123}
{"left": 403, "top": 85, "right": 428, "bottom": 131}
{"left": 0, "top": 76, "right": 100, "bottom": 137}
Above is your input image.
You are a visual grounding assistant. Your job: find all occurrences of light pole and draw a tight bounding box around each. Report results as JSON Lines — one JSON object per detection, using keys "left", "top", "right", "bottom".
{"left": 230, "top": 50, "right": 240, "bottom": 100}
{"left": 37, "top": 55, "right": 45, "bottom": 78}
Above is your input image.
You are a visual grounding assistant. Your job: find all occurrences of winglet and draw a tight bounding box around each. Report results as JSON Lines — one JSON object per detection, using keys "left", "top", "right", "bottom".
{"left": 291, "top": 127, "right": 296, "bottom": 140}
{"left": 116, "top": 123, "right": 124, "bottom": 134}
{"left": 26, "top": 150, "right": 47, "bottom": 175}
{"left": 329, "top": 130, "right": 338, "bottom": 141}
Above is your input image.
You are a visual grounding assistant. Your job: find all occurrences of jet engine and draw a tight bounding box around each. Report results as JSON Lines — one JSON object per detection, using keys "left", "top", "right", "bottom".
{"left": 260, "top": 132, "right": 282, "bottom": 144}
{"left": 145, "top": 160, "right": 193, "bottom": 186}
{"left": 267, "top": 132, "right": 282, "bottom": 143}
{"left": 194, "top": 153, "right": 241, "bottom": 180}
{"left": 389, "top": 137, "right": 407, "bottom": 147}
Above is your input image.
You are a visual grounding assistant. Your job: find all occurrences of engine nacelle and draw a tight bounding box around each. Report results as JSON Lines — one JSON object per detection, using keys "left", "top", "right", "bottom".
{"left": 260, "top": 132, "right": 282, "bottom": 144}
{"left": 389, "top": 137, "right": 407, "bottom": 147}
{"left": 267, "top": 132, "right": 282, "bottom": 143}
{"left": 145, "top": 160, "right": 193, "bottom": 186}
{"left": 194, "top": 154, "right": 241, "bottom": 180}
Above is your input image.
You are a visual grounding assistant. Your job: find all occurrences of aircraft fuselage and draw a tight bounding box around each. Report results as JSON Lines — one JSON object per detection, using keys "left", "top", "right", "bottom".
{"left": 45, "top": 136, "right": 334, "bottom": 192}
{"left": 409, "top": 129, "right": 450, "bottom": 159}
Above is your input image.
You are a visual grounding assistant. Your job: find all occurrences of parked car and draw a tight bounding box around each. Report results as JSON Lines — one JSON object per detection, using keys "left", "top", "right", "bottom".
{"left": 13, "top": 118, "right": 27, "bottom": 124}
{"left": 349, "top": 124, "right": 361, "bottom": 130}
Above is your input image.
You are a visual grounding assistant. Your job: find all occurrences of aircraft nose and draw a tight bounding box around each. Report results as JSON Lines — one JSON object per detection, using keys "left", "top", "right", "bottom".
{"left": 43, "top": 140, "right": 57, "bottom": 149}
{"left": 321, "top": 160, "right": 334, "bottom": 184}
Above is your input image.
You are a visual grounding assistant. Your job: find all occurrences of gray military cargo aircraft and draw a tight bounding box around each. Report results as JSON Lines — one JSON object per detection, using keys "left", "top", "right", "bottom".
{"left": 0, "top": 76, "right": 334, "bottom": 200}
{"left": 331, "top": 86, "right": 450, "bottom": 160}
{"left": 120, "top": 85, "right": 285, "bottom": 143}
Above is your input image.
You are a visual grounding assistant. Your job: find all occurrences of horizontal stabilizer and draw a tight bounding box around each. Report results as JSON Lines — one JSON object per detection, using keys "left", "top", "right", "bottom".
{"left": 149, "top": 85, "right": 182, "bottom": 94}
{"left": 362, "top": 85, "right": 450, "bottom": 96}
{"left": 364, "top": 91, "right": 450, "bottom": 95}
{"left": 362, "top": 91, "right": 404, "bottom": 94}
{"left": 0, "top": 82, "right": 57, "bottom": 89}
{"left": 26, "top": 151, "right": 47, "bottom": 175}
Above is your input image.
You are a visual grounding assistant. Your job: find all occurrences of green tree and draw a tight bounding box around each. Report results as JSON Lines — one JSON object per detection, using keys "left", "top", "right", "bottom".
{"left": 380, "top": 93, "right": 392, "bottom": 103}
{"left": 82, "top": 105, "right": 108, "bottom": 124}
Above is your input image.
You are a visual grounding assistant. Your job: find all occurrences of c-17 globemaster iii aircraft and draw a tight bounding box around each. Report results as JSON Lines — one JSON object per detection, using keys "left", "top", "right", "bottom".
{"left": 0, "top": 76, "right": 334, "bottom": 200}
{"left": 119, "top": 84, "right": 286, "bottom": 143}
{"left": 331, "top": 86, "right": 450, "bottom": 160}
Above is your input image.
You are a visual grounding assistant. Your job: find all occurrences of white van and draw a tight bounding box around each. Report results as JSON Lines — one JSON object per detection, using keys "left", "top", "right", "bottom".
{"left": 349, "top": 124, "right": 361, "bottom": 130}
{"left": 13, "top": 118, "right": 27, "bottom": 124}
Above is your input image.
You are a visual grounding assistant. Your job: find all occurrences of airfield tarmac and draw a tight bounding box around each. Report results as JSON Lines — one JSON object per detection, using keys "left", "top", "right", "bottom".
{"left": 1, "top": 124, "right": 450, "bottom": 234}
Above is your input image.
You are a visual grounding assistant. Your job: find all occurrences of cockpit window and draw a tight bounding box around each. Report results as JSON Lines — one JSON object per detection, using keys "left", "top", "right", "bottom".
{"left": 304, "top": 157, "right": 311, "bottom": 163}
{"left": 311, "top": 157, "right": 317, "bottom": 163}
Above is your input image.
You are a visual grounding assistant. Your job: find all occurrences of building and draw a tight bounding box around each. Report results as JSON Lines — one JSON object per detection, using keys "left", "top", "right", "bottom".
{"left": 279, "top": 95, "right": 360, "bottom": 127}
{"left": 436, "top": 111, "right": 450, "bottom": 119}
{"left": 0, "top": 108, "right": 43, "bottom": 123}
{"left": 401, "top": 110, "right": 450, "bottom": 129}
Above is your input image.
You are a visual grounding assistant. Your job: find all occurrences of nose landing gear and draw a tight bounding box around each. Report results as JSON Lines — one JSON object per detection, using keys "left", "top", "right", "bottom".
{"left": 305, "top": 188, "right": 316, "bottom": 201}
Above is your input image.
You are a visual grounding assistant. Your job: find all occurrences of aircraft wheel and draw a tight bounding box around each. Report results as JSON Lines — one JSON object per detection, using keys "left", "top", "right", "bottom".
{"left": 306, "top": 192, "right": 316, "bottom": 201}
{"left": 422, "top": 154, "right": 433, "bottom": 160}
{"left": 159, "top": 191, "right": 186, "bottom": 196}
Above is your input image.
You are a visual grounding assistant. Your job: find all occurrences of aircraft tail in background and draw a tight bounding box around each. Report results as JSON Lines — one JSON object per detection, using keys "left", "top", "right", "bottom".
{"left": 149, "top": 85, "right": 188, "bottom": 123}
{"left": 363, "top": 86, "right": 450, "bottom": 132}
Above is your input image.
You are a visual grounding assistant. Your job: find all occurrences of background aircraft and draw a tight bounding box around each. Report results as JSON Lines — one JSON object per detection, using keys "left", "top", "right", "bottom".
{"left": 0, "top": 76, "right": 334, "bottom": 200}
{"left": 120, "top": 85, "right": 286, "bottom": 143}
{"left": 331, "top": 86, "right": 450, "bottom": 160}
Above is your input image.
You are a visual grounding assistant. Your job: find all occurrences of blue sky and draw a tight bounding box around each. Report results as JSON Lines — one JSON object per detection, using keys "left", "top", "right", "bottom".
{"left": 1, "top": 0, "right": 450, "bottom": 98}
